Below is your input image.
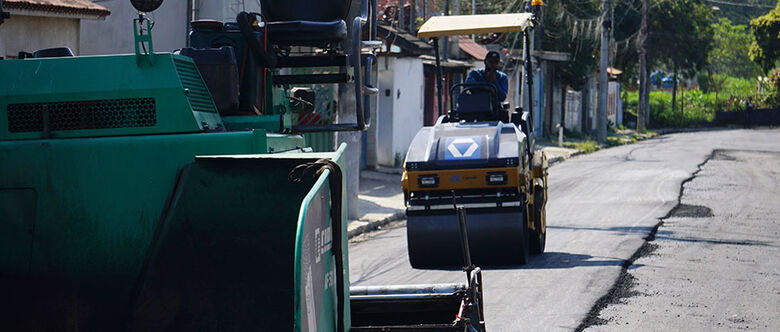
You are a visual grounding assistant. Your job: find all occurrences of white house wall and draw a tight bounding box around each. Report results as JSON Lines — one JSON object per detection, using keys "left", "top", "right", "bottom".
{"left": 376, "top": 57, "right": 424, "bottom": 168}
{"left": 377, "top": 57, "right": 395, "bottom": 167}
{"left": 565, "top": 90, "right": 581, "bottom": 130}
{"left": 196, "top": 0, "right": 261, "bottom": 23}
{"left": 1, "top": 15, "right": 80, "bottom": 58}
{"left": 608, "top": 81, "right": 622, "bottom": 127}
{"left": 552, "top": 80, "right": 562, "bottom": 128}
{"left": 80, "top": 0, "right": 188, "bottom": 55}
{"left": 390, "top": 57, "right": 424, "bottom": 168}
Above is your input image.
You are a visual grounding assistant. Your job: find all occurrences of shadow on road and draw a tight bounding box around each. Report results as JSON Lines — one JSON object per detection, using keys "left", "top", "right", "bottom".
{"left": 653, "top": 235, "right": 771, "bottom": 247}
{"left": 444, "top": 252, "right": 629, "bottom": 271}
{"left": 528, "top": 252, "right": 627, "bottom": 269}
{"left": 548, "top": 225, "right": 672, "bottom": 237}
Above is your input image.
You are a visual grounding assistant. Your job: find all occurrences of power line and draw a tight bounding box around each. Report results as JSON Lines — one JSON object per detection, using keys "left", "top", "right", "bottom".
{"left": 705, "top": 0, "right": 775, "bottom": 9}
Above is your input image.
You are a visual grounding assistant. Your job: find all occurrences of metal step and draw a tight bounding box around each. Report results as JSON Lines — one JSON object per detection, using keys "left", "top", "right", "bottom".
{"left": 275, "top": 55, "right": 347, "bottom": 68}
{"left": 273, "top": 73, "right": 347, "bottom": 85}
{"left": 361, "top": 40, "right": 383, "bottom": 50}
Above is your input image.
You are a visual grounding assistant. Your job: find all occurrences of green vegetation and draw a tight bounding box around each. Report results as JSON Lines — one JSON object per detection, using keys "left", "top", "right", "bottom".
{"left": 625, "top": 90, "right": 716, "bottom": 128}
{"left": 648, "top": 0, "right": 715, "bottom": 115}
{"left": 562, "top": 139, "right": 599, "bottom": 154}
{"left": 749, "top": 2, "right": 780, "bottom": 73}
{"left": 708, "top": 18, "right": 763, "bottom": 79}
{"left": 539, "top": 0, "right": 601, "bottom": 90}
{"left": 715, "top": 0, "right": 778, "bottom": 26}
{"left": 623, "top": 73, "right": 777, "bottom": 128}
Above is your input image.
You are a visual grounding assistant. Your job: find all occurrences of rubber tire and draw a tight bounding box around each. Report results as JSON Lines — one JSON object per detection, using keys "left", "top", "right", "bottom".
{"left": 528, "top": 185, "right": 546, "bottom": 255}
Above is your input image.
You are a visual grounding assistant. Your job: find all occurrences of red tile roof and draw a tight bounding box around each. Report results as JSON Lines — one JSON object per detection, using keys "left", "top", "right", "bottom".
{"left": 455, "top": 36, "right": 488, "bottom": 60}
{"left": 5, "top": 0, "right": 110, "bottom": 17}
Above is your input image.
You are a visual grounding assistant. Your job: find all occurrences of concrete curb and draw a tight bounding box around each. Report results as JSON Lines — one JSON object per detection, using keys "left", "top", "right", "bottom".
{"left": 348, "top": 211, "right": 406, "bottom": 239}
{"left": 547, "top": 150, "right": 584, "bottom": 166}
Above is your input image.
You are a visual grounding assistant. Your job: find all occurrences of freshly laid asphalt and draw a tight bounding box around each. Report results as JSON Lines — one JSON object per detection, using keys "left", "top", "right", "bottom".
{"left": 347, "top": 128, "right": 780, "bottom": 331}
{"left": 588, "top": 148, "right": 780, "bottom": 331}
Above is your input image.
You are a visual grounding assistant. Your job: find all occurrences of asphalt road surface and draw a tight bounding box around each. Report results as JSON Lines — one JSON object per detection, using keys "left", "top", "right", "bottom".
{"left": 348, "top": 128, "right": 780, "bottom": 331}
{"left": 590, "top": 149, "right": 780, "bottom": 331}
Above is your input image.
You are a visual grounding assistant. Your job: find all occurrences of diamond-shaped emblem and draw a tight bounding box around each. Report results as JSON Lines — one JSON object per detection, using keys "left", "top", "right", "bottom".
{"left": 444, "top": 137, "right": 481, "bottom": 160}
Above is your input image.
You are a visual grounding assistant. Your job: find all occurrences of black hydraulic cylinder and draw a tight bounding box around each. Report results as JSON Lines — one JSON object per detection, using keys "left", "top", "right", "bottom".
{"left": 457, "top": 206, "right": 473, "bottom": 270}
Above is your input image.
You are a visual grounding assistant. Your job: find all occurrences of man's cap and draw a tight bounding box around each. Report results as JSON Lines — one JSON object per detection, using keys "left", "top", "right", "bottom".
{"left": 485, "top": 51, "right": 501, "bottom": 62}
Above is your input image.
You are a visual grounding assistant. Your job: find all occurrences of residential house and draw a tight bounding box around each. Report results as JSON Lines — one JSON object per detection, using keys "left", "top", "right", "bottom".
{"left": 580, "top": 69, "right": 623, "bottom": 133}
{"left": 79, "top": 0, "right": 190, "bottom": 55}
{"left": 372, "top": 22, "right": 433, "bottom": 168}
{"left": 0, "top": 0, "right": 109, "bottom": 58}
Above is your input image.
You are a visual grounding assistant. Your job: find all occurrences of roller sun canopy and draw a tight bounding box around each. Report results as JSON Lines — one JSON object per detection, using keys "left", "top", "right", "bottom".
{"left": 417, "top": 13, "right": 534, "bottom": 39}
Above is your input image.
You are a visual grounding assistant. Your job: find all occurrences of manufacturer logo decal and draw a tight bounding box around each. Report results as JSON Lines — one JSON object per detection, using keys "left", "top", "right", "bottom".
{"left": 445, "top": 137, "right": 481, "bottom": 160}
{"left": 450, "top": 175, "right": 461, "bottom": 183}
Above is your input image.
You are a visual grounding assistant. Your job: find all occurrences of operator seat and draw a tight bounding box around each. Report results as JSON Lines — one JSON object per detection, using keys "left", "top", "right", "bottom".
{"left": 261, "top": 0, "right": 349, "bottom": 47}
{"left": 267, "top": 21, "right": 347, "bottom": 47}
{"left": 456, "top": 90, "right": 495, "bottom": 122}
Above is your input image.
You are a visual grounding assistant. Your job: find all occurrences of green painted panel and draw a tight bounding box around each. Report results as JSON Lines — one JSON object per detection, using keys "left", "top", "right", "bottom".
{"left": 292, "top": 143, "right": 350, "bottom": 331}
{"left": 0, "top": 54, "right": 221, "bottom": 141}
{"left": 0, "top": 130, "right": 269, "bottom": 327}
{"left": 303, "top": 132, "right": 335, "bottom": 152}
{"left": 0, "top": 188, "right": 37, "bottom": 276}
{"left": 132, "top": 154, "right": 341, "bottom": 330}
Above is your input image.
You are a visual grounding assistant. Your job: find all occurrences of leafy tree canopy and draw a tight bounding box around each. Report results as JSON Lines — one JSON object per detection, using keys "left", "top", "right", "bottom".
{"left": 749, "top": 1, "right": 780, "bottom": 73}
{"left": 540, "top": 0, "right": 602, "bottom": 90}
{"left": 712, "top": 0, "right": 777, "bottom": 26}
{"left": 709, "top": 17, "right": 763, "bottom": 78}
{"left": 648, "top": 0, "right": 715, "bottom": 77}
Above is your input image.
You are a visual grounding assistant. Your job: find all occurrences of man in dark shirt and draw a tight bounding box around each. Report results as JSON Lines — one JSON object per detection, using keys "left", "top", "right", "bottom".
{"left": 466, "top": 51, "right": 509, "bottom": 101}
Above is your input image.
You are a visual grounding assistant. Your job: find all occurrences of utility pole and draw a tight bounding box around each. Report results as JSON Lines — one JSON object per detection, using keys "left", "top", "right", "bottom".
{"left": 410, "top": 0, "right": 417, "bottom": 32}
{"left": 451, "top": 0, "right": 460, "bottom": 60}
{"left": 442, "top": 0, "right": 450, "bottom": 61}
{"left": 597, "top": 0, "right": 610, "bottom": 143}
{"left": 637, "top": 0, "right": 648, "bottom": 132}
{"left": 471, "top": 0, "right": 476, "bottom": 40}
{"left": 398, "top": 0, "right": 405, "bottom": 31}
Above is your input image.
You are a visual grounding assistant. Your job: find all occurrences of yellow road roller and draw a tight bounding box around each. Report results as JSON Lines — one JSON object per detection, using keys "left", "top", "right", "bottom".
{"left": 402, "top": 12, "right": 548, "bottom": 268}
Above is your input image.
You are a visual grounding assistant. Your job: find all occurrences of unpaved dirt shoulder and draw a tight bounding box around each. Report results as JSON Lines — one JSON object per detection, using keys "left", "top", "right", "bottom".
{"left": 585, "top": 149, "right": 780, "bottom": 331}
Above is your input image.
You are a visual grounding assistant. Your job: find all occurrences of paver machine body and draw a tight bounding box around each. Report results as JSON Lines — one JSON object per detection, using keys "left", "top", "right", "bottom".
{"left": 0, "top": 0, "right": 486, "bottom": 330}
{"left": 403, "top": 12, "right": 549, "bottom": 268}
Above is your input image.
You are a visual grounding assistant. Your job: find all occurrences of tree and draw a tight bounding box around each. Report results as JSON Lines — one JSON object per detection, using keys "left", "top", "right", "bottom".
{"left": 715, "top": 0, "right": 777, "bottom": 26}
{"left": 539, "top": 0, "right": 602, "bottom": 90}
{"left": 610, "top": 0, "right": 643, "bottom": 88}
{"left": 709, "top": 18, "right": 762, "bottom": 79}
{"left": 648, "top": 0, "right": 715, "bottom": 117}
{"left": 749, "top": 2, "right": 780, "bottom": 73}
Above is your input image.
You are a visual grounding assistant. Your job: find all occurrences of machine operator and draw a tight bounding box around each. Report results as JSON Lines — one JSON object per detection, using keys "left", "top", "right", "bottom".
{"left": 465, "top": 51, "right": 508, "bottom": 101}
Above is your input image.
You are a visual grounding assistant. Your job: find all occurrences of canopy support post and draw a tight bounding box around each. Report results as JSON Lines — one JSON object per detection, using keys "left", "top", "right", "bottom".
{"left": 524, "top": 29, "right": 534, "bottom": 134}
{"left": 433, "top": 37, "right": 444, "bottom": 117}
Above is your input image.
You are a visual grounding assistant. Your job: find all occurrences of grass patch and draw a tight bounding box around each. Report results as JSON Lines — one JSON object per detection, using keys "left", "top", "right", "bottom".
{"left": 606, "top": 137, "right": 623, "bottom": 147}
{"left": 563, "top": 139, "right": 599, "bottom": 153}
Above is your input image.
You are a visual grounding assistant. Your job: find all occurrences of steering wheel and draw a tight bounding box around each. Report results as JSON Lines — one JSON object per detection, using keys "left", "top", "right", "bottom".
{"left": 453, "top": 82, "right": 496, "bottom": 97}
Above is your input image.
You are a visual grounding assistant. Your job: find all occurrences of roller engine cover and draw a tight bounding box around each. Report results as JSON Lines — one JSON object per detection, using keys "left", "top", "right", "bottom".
{"left": 404, "top": 120, "right": 525, "bottom": 171}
